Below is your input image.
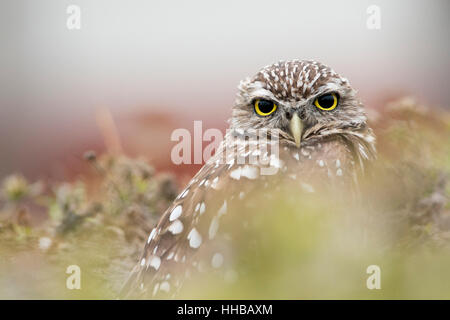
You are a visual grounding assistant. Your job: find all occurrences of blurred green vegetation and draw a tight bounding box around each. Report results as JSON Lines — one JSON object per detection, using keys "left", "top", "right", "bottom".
{"left": 0, "top": 97, "right": 449, "bottom": 299}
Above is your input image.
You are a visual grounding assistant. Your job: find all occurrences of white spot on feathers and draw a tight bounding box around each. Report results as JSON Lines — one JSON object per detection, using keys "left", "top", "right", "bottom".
{"left": 148, "top": 255, "right": 161, "bottom": 270}
{"left": 211, "top": 253, "right": 224, "bottom": 268}
{"left": 240, "top": 165, "right": 259, "bottom": 179}
{"left": 209, "top": 216, "right": 220, "bottom": 240}
{"left": 160, "top": 281, "right": 170, "bottom": 293}
{"left": 166, "top": 252, "right": 174, "bottom": 260}
{"left": 187, "top": 228, "right": 202, "bottom": 248}
{"left": 199, "top": 202, "right": 206, "bottom": 215}
{"left": 148, "top": 228, "right": 157, "bottom": 243}
{"left": 270, "top": 155, "right": 284, "bottom": 168}
{"left": 168, "top": 219, "right": 184, "bottom": 235}
{"left": 230, "top": 168, "right": 241, "bottom": 180}
{"left": 218, "top": 201, "right": 227, "bottom": 216}
{"left": 169, "top": 205, "right": 182, "bottom": 221}
{"left": 179, "top": 188, "right": 189, "bottom": 198}
{"left": 211, "top": 176, "right": 220, "bottom": 189}
{"left": 152, "top": 283, "right": 160, "bottom": 296}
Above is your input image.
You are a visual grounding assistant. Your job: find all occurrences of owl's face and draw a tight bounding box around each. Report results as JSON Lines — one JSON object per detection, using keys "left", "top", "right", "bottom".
{"left": 231, "top": 60, "right": 369, "bottom": 147}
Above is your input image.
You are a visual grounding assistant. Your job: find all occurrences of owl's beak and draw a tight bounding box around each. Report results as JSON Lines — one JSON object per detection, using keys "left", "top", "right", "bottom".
{"left": 289, "top": 113, "right": 303, "bottom": 148}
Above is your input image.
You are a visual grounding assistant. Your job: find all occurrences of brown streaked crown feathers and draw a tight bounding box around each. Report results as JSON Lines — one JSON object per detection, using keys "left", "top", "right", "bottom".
{"left": 120, "top": 59, "right": 376, "bottom": 298}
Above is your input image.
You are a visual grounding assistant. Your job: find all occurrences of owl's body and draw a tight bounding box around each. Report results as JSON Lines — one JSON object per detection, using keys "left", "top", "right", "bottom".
{"left": 121, "top": 60, "right": 376, "bottom": 298}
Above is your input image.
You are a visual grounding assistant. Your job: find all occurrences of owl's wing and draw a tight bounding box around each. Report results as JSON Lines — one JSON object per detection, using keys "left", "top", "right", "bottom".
{"left": 119, "top": 140, "right": 273, "bottom": 298}
{"left": 120, "top": 132, "right": 363, "bottom": 298}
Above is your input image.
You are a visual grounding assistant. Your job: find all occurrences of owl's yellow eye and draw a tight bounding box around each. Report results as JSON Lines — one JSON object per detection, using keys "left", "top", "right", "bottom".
{"left": 254, "top": 99, "right": 277, "bottom": 116}
{"left": 314, "top": 93, "right": 339, "bottom": 111}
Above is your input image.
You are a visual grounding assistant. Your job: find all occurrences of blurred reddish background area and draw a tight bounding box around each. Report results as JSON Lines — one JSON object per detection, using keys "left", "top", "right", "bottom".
{"left": 0, "top": 0, "right": 449, "bottom": 182}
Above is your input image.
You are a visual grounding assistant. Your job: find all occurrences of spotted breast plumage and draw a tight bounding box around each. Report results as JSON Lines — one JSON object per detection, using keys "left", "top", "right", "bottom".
{"left": 120, "top": 59, "right": 376, "bottom": 298}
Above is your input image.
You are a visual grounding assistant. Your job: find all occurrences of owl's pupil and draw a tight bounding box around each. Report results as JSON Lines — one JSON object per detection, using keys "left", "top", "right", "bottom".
{"left": 318, "top": 94, "right": 334, "bottom": 108}
{"left": 258, "top": 100, "right": 274, "bottom": 113}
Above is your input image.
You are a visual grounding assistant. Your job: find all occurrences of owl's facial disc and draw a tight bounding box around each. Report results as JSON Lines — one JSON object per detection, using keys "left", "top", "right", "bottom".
{"left": 232, "top": 60, "right": 369, "bottom": 148}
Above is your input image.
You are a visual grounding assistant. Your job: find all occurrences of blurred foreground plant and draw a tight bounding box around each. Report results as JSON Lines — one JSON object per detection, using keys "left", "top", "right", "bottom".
{"left": 0, "top": 97, "right": 449, "bottom": 299}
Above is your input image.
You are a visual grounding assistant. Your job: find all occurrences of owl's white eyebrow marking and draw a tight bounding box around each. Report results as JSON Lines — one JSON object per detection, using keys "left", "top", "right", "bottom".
{"left": 248, "top": 85, "right": 277, "bottom": 102}
{"left": 317, "top": 82, "right": 340, "bottom": 94}
{"left": 211, "top": 253, "right": 224, "bottom": 269}
{"left": 187, "top": 228, "right": 202, "bottom": 248}
{"left": 168, "top": 219, "right": 183, "bottom": 235}
{"left": 169, "top": 205, "right": 182, "bottom": 221}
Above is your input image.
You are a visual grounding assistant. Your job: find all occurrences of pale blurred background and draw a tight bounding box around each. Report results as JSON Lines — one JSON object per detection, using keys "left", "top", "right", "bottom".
{"left": 0, "top": 0, "right": 449, "bottom": 180}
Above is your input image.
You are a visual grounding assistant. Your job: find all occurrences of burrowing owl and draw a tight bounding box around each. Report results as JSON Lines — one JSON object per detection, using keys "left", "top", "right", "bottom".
{"left": 121, "top": 60, "right": 376, "bottom": 298}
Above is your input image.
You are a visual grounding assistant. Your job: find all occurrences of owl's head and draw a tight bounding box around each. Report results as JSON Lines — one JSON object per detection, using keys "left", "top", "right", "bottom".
{"left": 231, "top": 60, "right": 373, "bottom": 150}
